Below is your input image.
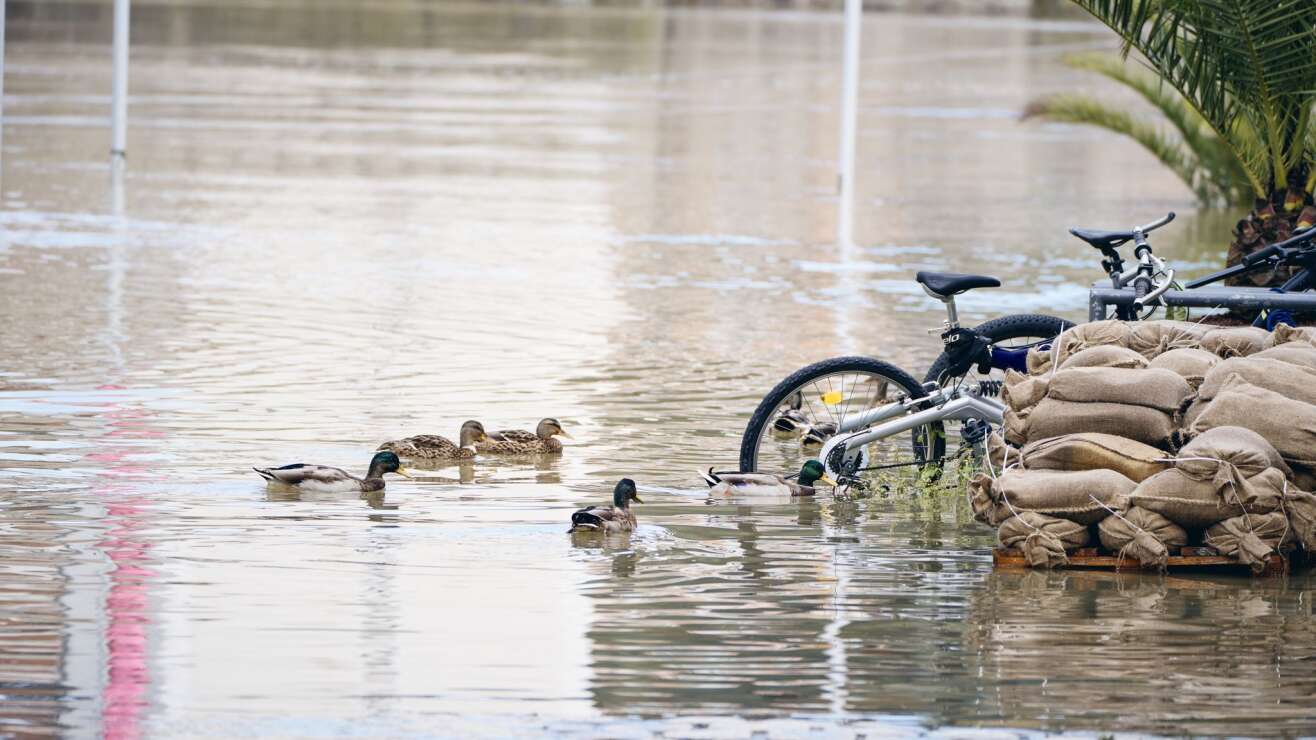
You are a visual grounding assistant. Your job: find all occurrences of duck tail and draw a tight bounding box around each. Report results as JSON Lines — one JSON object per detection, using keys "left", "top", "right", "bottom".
{"left": 698, "top": 467, "right": 721, "bottom": 487}
{"left": 569, "top": 510, "right": 603, "bottom": 532}
{"left": 253, "top": 467, "right": 275, "bottom": 481}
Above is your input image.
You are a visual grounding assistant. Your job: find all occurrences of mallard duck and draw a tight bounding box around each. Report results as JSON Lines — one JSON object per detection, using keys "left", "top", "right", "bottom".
{"left": 801, "top": 422, "right": 838, "bottom": 447}
{"left": 772, "top": 408, "right": 810, "bottom": 436}
{"left": 479, "top": 418, "right": 571, "bottom": 455}
{"left": 699, "top": 459, "right": 836, "bottom": 497}
{"left": 568, "top": 478, "right": 642, "bottom": 534}
{"left": 253, "top": 451, "right": 413, "bottom": 493}
{"left": 378, "top": 420, "right": 489, "bottom": 460}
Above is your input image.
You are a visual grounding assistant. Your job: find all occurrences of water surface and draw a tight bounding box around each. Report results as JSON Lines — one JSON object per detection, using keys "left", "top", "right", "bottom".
{"left": 1, "top": 1, "right": 1310, "bottom": 737}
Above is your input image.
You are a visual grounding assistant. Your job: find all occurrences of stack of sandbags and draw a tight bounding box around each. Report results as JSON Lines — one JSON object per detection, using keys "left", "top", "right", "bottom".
{"left": 1003, "top": 365, "right": 1191, "bottom": 449}
{"left": 1186, "top": 372, "right": 1316, "bottom": 474}
{"left": 985, "top": 318, "right": 1316, "bottom": 571}
{"left": 1128, "top": 427, "right": 1293, "bottom": 571}
{"left": 968, "top": 468, "right": 1136, "bottom": 568}
{"left": 1025, "top": 320, "right": 1131, "bottom": 375}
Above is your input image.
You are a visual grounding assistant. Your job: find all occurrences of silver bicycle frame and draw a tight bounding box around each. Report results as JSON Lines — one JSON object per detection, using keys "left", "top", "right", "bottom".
{"left": 818, "top": 386, "right": 1005, "bottom": 473}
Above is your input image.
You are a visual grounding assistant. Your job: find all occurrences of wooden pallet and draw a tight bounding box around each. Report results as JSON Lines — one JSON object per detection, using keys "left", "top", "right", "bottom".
{"left": 992, "top": 546, "right": 1293, "bottom": 576}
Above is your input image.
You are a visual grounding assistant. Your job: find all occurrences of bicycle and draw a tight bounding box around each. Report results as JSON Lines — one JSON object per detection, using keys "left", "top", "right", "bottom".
{"left": 738, "top": 270, "right": 1067, "bottom": 484}
{"left": 1080, "top": 212, "right": 1316, "bottom": 325}
{"left": 737, "top": 213, "right": 1316, "bottom": 485}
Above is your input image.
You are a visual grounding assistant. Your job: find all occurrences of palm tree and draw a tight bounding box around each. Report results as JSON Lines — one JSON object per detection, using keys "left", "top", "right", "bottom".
{"left": 1025, "top": 1, "right": 1316, "bottom": 286}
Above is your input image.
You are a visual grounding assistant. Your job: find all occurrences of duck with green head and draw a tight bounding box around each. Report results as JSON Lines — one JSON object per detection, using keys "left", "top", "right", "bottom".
{"left": 378, "top": 420, "right": 489, "bottom": 460}
{"left": 253, "top": 451, "right": 413, "bottom": 493}
{"left": 699, "top": 460, "right": 836, "bottom": 496}
{"left": 568, "top": 478, "right": 642, "bottom": 534}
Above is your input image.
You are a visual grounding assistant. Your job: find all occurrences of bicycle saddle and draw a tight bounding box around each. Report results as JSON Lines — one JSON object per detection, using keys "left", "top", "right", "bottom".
{"left": 915, "top": 271, "right": 1001, "bottom": 298}
{"left": 1069, "top": 227, "right": 1136, "bottom": 250}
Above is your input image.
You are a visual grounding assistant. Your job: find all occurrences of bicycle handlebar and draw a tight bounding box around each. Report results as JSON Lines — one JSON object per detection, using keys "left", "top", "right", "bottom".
{"left": 1136, "top": 212, "right": 1175, "bottom": 234}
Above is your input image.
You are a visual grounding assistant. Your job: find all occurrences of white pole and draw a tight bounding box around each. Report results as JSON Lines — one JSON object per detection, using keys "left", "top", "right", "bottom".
{"left": 1, "top": 0, "right": 7, "bottom": 165}
{"left": 111, "top": 0, "right": 129, "bottom": 157}
{"left": 836, "top": 0, "right": 862, "bottom": 248}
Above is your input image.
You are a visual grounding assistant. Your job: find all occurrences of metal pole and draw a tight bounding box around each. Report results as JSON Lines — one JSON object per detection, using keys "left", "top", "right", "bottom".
{"left": 111, "top": 0, "right": 129, "bottom": 157}
{"left": 1, "top": 0, "right": 7, "bottom": 166}
{"left": 836, "top": 0, "right": 862, "bottom": 247}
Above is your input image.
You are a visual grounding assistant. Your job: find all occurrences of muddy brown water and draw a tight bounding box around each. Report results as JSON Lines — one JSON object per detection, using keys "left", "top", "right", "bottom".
{"left": 1, "top": 1, "right": 1311, "bottom": 736}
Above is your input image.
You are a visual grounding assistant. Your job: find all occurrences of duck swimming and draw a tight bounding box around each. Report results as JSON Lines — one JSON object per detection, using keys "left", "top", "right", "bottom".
{"left": 568, "top": 478, "right": 642, "bottom": 534}
{"left": 480, "top": 418, "right": 571, "bottom": 455}
{"left": 378, "top": 420, "right": 489, "bottom": 460}
{"left": 254, "top": 451, "right": 413, "bottom": 493}
{"left": 699, "top": 460, "right": 836, "bottom": 497}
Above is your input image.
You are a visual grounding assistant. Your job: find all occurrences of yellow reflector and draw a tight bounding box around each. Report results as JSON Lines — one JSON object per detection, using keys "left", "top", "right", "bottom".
{"left": 820, "top": 391, "right": 844, "bottom": 405}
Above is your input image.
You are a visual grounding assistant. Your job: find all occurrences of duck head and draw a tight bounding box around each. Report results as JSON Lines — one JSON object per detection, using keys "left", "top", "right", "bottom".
{"left": 459, "top": 420, "right": 489, "bottom": 448}
{"left": 613, "top": 478, "right": 642, "bottom": 508}
{"left": 366, "top": 451, "right": 413, "bottom": 480}
{"left": 537, "top": 418, "right": 573, "bottom": 440}
{"left": 797, "top": 460, "right": 836, "bottom": 488}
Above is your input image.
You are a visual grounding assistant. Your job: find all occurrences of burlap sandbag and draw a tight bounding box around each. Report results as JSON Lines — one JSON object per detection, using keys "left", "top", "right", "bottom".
{"left": 1292, "top": 464, "right": 1316, "bottom": 492}
{"left": 1197, "top": 356, "right": 1316, "bottom": 406}
{"left": 1182, "top": 397, "right": 1207, "bottom": 430}
{"left": 1054, "top": 320, "right": 1131, "bottom": 365}
{"left": 1058, "top": 345, "right": 1150, "bottom": 371}
{"left": 1147, "top": 347, "right": 1219, "bottom": 389}
{"left": 1003, "top": 407, "right": 1028, "bottom": 447}
{"left": 1046, "top": 366, "right": 1191, "bottom": 413}
{"left": 1253, "top": 341, "right": 1316, "bottom": 370}
{"left": 1284, "top": 488, "right": 1316, "bottom": 552}
{"left": 990, "top": 468, "right": 1135, "bottom": 525}
{"left": 1020, "top": 433, "right": 1167, "bottom": 483}
{"left": 1262, "top": 323, "right": 1316, "bottom": 349}
{"left": 1097, "top": 506, "right": 1188, "bottom": 570}
{"left": 1188, "top": 375, "right": 1316, "bottom": 466}
{"left": 1200, "top": 326, "right": 1270, "bottom": 358}
{"left": 985, "top": 431, "right": 1012, "bottom": 473}
{"left": 968, "top": 472, "right": 1008, "bottom": 526}
{"left": 1002, "top": 369, "right": 1049, "bottom": 413}
{"left": 1128, "top": 469, "right": 1247, "bottom": 528}
{"left": 1204, "top": 512, "right": 1291, "bottom": 572}
{"left": 1026, "top": 345, "right": 1054, "bottom": 376}
{"left": 1175, "top": 425, "right": 1289, "bottom": 482}
{"left": 998, "top": 511, "right": 1090, "bottom": 569}
{"left": 1027, "top": 398, "right": 1176, "bottom": 448}
{"left": 1128, "top": 320, "right": 1210, "bottom": 359}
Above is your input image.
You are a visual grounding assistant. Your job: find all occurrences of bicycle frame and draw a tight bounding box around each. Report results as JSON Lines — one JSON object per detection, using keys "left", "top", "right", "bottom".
{"left": 818, "top": 384, "right": 1005, "bottom": 474}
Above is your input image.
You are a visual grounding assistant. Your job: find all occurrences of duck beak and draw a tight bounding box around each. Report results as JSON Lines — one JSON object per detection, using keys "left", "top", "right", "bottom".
{"left": 556, "top": 429, "right": 574, "bottom": 440}
{"left": 632, "top": 495, "right": 643, "bottom": 504}
{"left": 819, "top": 475, "right": 837, "bottom": 487}
{"left": 395, "top": 467, "right": 415, "bottom": 479}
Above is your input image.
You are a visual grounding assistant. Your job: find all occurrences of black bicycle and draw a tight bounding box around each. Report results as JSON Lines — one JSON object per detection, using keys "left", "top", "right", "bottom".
{"left": 1080, "top": 212, "right": 1316, "bottom": 325}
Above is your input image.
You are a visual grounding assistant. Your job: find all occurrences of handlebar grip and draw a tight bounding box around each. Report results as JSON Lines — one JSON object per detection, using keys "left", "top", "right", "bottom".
{"left": 1244, "top": 244, "right": 1283, "bottom": 266}
{"left": 1134, "top": 277, "right": 1151, "bottom": 301}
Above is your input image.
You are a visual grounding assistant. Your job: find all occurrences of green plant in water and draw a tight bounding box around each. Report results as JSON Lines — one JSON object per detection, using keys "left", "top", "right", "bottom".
{"left": 1024, "top": 1, "right": 1316, "bottom": 284}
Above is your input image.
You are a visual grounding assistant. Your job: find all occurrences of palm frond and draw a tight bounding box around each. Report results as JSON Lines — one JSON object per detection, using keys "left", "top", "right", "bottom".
{"left": 1024, "top": 93, "right": 1226, "bottom": 203}
{"left": 1068, "top": 0, "right": 1316, "bottom": 196}
{"left": 1060, "top": 53, "right": 1253, "bottom": 204}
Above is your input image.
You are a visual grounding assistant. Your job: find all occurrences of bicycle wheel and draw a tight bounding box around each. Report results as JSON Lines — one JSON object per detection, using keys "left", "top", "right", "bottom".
{"left": 739, "top": 356, "right": 943, "bottom": 481}
{"left": 923, "top": 313, "right": 1073, "bottom": 456}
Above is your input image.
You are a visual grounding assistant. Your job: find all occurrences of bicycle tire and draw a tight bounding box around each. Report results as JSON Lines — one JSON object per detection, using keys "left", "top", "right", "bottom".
{"left": 739, "top": 356, "right": 942, "bottom": 474}
{"left": 922, "top": 314, "right": 1074, "bottom": 386}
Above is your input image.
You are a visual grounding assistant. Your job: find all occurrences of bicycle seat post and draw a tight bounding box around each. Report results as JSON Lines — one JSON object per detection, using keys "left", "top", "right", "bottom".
{"left": 921, "top": 284, "right": 960, "bottom": 330}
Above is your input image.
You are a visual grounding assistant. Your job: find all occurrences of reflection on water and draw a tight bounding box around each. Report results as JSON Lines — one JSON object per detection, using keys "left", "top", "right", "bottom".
{"left": 1, "top": 0, "right": 1312, "bottom": 736}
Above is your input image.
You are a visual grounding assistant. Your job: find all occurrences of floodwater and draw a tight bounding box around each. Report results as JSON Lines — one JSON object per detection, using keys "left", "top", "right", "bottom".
{"left": 2, "top": 1, "right": 1312, "bottom": 737}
